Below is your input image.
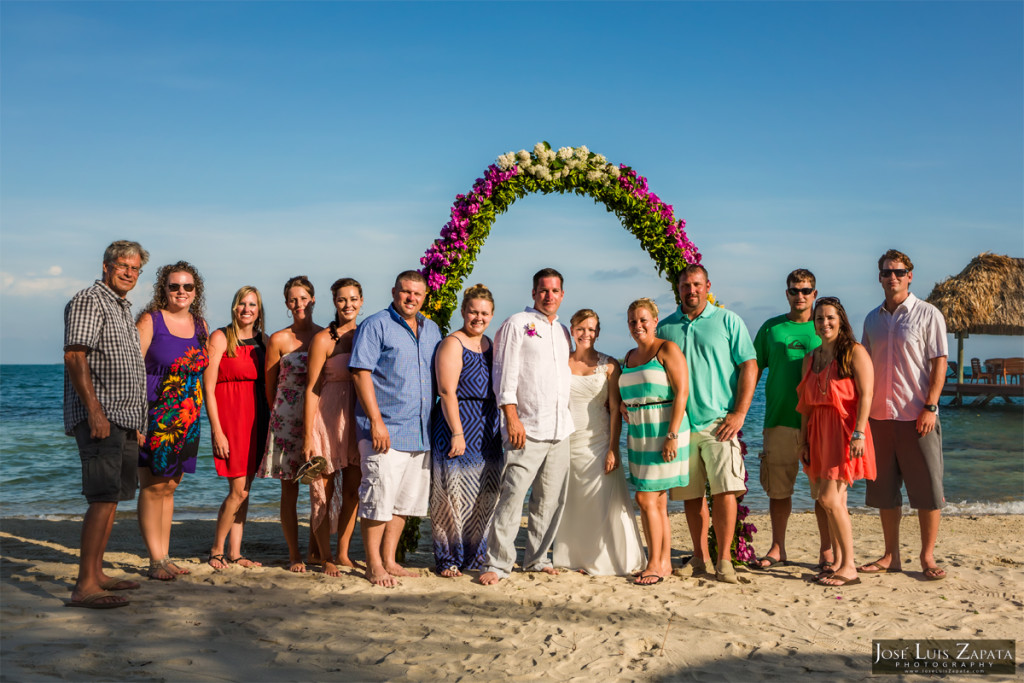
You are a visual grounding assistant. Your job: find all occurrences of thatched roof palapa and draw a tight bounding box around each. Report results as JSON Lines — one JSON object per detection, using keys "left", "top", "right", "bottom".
{"left": 926, "top": 252, "right": 1024, "bottom": 336}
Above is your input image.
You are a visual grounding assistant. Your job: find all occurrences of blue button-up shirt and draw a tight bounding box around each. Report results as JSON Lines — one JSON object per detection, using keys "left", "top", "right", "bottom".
{"left": 349, "top": 304, "right": 442, "bottom": 451}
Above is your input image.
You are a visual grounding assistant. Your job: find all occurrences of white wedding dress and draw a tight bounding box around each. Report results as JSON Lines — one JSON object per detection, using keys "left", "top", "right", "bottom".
{"left": 552, "top": 354, "right": 646, "bottom": 575}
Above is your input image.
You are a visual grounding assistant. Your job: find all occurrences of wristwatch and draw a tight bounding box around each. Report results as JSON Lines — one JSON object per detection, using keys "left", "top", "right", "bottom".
{"left": 667, "top": 432, "right": 679, "bottom": 440}
{"left": 851, "top": 430, "right": 865, "bottom": 441}
{"left": 924, "top": 404, "right": 938, "bottom": 413}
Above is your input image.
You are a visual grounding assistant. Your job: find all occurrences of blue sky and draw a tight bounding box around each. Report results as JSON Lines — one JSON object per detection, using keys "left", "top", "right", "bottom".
{"left": 2, "top": 1, "right": 1022, "bottom": 364}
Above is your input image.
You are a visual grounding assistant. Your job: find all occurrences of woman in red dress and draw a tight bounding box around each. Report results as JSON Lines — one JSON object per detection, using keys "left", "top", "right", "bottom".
{"left": 797, "top": 297, "right": 876, "bottom": 587}
{"left": 204, "top": 286, "right": 270, "bottom": 569}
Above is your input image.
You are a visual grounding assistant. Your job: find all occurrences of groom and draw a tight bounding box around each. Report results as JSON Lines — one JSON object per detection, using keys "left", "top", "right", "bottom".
{"left": 479, "top": 268, "right": 574, "bottom": 585}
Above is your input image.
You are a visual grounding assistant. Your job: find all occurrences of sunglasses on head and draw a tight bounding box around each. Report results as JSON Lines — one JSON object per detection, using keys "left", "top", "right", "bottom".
{"left": 816, "top": 296, "right": 842, "bottom": 307}
{"left": 880, "top": 268, "right": 909, "bottom": 278}
{"left": 168, "top": 283, "right": 195, "bottom": 292}
{"left": 787, "top": 287, "right": 815, "bottom": 296}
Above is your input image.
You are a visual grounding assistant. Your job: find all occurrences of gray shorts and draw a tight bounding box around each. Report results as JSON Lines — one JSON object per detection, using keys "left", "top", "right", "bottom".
{"left": 73, "top": 421, "right": 139, "bottom": 504}
{"left": 864, "top": 418, "right": 944, "bottom": 510}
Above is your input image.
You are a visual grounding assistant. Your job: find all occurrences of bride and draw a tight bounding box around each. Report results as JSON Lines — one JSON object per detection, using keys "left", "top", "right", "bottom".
{"left": 552, "top": 309, "right": 646, "bottom": 576}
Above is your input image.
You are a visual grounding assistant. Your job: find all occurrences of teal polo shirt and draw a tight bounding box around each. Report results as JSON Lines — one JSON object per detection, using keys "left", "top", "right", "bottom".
{"left": 657, "top": 303, "right": 756, "bottom": 432}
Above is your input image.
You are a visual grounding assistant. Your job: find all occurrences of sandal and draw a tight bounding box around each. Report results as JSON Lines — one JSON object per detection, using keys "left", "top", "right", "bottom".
{"left": 228, "top": 556, "right": 261, "bottom": 568}
{"left": 147, "top": 559, "right": 176, "bottom": 581}
{"left": 208, "top": 553, "right": 229, "bottom": 570}
{"left": 163, "top": 559, "right": 190, "bottom": 575}
{"left": 293, "top": 456, "right": 328, "bottom": 485}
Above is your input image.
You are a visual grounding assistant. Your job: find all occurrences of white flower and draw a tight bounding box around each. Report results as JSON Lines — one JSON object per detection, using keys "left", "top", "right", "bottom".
{"left": 594, "top": 154, "right": 606, "bottom": 165}
{"left": 587, "top": 170, "right": 602, "bottom": 182}
{"left": 607, "top": 165, "right": 621, "bottom": 178}
{"left": 497, "top": 153, "right": 515, "bottom": 171}
{"left": 557, "top": 147, "right": 573, "bottom": 161}
{"left": 575, "top": 145, "right": 590, "bottom": 160}
{"left": 517, "top": 150, "right": 531, "bottom": 163}
{"left": 533, "top": 142, "right": 547, "bottom": 157}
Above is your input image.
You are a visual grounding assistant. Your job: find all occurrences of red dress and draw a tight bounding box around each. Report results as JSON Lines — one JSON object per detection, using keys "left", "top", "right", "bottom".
{"left": 796, "top": 359, "right": 876, "bottom": 484}
{"left": 214, "top": 338, "right": 270, "bottom": 478}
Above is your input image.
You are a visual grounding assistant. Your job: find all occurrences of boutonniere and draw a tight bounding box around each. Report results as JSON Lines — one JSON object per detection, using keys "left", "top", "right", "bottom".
{"left": 524, "top": 322, "right": 542, "bottom": 338}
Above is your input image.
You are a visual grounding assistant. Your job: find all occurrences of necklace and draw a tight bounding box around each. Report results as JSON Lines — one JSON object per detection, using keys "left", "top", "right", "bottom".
{"left": 816, "top": 358, "right": 832, "bottom": 395}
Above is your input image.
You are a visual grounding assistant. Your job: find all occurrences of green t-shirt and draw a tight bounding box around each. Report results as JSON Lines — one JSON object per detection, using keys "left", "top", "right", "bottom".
{"left": 657, "top": 304, "right": 757, "bottom": 432}
{"left": 753, "top": 314, "right": 820, "bottom": 430}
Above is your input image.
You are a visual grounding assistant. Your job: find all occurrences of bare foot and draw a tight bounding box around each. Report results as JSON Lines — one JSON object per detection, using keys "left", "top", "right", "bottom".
{"left": 366, "top": 565, "right": 398, "bottom": 587}
{"left": 164, "top": 560, "right": 190, "bottom": 575}
{"left": 478, "top": 571, "right": 502, "bottom": 585}
{"left": 289, "top": 560, "right": 306, "bottom": 573}
{"left": 536, "top": 566, "right": 559, "bottom": 576}
{"left": 336, "top": 556, "right": 365, "bottom": 570}
{"left": 384, "top": 563, "right": 418, "bottom": 578}
{"left": 439, "top": 566, "right": 462, "bottom": 578}
{"left": 323, "top": 561, "right": 341, "bottom": 577}
{"left": 208, "top": 552, "right": 229, "bottom": 570}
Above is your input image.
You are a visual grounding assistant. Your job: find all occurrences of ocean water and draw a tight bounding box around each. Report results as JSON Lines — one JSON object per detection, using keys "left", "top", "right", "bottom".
{"left": 1, "top": 364, "right": 1021, "bottom": 521}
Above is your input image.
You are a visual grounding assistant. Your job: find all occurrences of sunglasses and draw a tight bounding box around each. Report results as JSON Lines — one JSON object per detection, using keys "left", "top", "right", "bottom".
{"left": 880, "top": 268, "right": 909, "bottom": 278}
{"left": 816, "top": 296, "right": 842, "bottom": 307}
{"left": 787, "top": 287, "right": 815, "bottom": 296}
{"left": 168, "top": 283, "right": 195, "bottom": 292}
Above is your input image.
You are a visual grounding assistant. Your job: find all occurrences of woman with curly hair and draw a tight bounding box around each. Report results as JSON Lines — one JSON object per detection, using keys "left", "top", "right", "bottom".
{"left": 136, "top": 261, "right": 210, "bottom": 581}
{"left": 204, "top": 286, "right": 270, "bottom": 570}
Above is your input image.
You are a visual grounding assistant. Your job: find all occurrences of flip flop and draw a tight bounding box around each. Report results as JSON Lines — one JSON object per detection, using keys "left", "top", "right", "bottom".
{"left": 99, "top": 577, "right": 140, "bottom": 591}
{"left": 817, "top": 574, "right": 861, "bottom": 587}
{"left": 293, "top": 456, "right": 328, "bottom": 485}
{"left": 228, "top": 556, "right": 262, "bottom": 568}
{"left": 66, "top": 590, "right": 129, "bottom": 609}
{"left": 749, "top": 555, "right": 785, "bottom": 571}
{"left": 857, "top": 561, "right": 900, "bottom": 574}
{"left": 923, "top": 566, "right": 947, "bottom": 581}
{"left": 634, "top": 572, "right": 664, "bottom": 586}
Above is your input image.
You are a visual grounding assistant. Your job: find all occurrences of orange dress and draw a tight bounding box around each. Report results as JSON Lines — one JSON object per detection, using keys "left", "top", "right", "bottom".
{"left": 796, "top": 359, "right": 876, "bottom": 484}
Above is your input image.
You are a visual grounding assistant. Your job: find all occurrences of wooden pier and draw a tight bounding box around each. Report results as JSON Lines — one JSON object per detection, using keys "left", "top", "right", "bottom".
{"left": 942, "top": 382, "right": 1023, "bottom": 407}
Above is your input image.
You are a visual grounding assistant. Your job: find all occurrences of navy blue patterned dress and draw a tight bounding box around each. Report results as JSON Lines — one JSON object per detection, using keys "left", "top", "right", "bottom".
{"left": 429, "top": 339, "right": 502, "bottom": 572}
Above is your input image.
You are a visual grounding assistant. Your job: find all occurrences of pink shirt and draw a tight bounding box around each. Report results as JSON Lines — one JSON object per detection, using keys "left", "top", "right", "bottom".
{"left": 862, "top": 292, "right": 948, "bottom": 421}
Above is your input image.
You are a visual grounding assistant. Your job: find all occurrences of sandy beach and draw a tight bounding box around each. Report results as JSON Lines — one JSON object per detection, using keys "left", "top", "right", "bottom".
{"left": 1, "top": 511, "right": 1021, "bottom": 681}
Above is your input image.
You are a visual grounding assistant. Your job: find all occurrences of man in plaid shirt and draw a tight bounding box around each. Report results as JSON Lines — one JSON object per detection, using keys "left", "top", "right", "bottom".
{"left": 63, "top": 240, "right": 149, "bottom": 608}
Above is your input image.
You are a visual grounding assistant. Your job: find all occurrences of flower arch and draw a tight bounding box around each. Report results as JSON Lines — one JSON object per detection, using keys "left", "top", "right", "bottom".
{"left": 419, "top": 142, "right": 702, "bottom": 333}
{"left": 415, "top": 142, "right": 757, "bottom": 564}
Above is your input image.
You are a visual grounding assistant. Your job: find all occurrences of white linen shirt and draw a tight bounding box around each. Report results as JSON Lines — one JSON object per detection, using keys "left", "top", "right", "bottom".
{"left": 492, "top": 307, "right": 574, "bottom": 442}
{"left": 862, "top": 292, "right": 948, "bottom": 421}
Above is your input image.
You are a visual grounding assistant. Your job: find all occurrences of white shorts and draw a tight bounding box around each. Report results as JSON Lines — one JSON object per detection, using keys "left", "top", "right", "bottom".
{"left": 357, "top": 440, "right": 430, "bottom": 521}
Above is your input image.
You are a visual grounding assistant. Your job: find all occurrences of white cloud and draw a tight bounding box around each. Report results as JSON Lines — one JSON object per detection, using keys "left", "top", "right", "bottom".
{"left": 0, "top": 271, "right": 87, "bottom": 297}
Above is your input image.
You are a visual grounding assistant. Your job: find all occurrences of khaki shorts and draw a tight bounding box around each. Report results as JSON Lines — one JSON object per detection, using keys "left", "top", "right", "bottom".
{"left": 669, "top": 418, "right": 747, "bottom": 500}
{"left": 759, "top": 426, "right": 802, "bottom": 499}
{"left": 357, "top": 440, "right": 430, "bottom": 521}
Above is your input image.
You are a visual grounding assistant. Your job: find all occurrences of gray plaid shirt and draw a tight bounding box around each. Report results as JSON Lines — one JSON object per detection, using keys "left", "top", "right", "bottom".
{"left": 63, "top": 280, "right": 147, "bottom": 435}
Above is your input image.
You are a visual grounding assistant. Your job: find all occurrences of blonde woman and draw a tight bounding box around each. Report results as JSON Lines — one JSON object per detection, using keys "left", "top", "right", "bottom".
{"left": 204, "top": 286, "right": 269, "bottom": 569}
{"left": 619, "top": 298, "right": 689, "bottom": 586}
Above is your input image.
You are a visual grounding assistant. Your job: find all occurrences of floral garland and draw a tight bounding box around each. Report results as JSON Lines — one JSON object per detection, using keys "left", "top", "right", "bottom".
{"left": 419, "top": 142, "right": 701, "bottom": 333}
{"left": 417, "top": 142, "right": 754, "bottom": 564}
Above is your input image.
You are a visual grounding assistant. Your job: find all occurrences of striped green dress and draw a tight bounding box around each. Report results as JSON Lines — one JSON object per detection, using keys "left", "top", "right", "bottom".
{"left": 619, "top": 355, "right": 689, "bottom": 492}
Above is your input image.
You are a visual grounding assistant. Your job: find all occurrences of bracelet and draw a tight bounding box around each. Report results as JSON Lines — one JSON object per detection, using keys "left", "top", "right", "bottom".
{"left": 851, "top": 430, "right": 865, "bottom": 441}
{"left": 451, "top": 432, "right": 463, "bottom": 437}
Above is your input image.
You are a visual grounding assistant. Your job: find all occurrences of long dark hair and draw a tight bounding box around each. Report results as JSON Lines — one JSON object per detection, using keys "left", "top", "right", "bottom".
{"left": 328, "top": 277, "right": 362, "bottom": 341}
{"left": 815, "top": 297, "right": 856, "bottom": 379}
{"left": 138, "top": 260, "right": 207, "bottom": 344}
